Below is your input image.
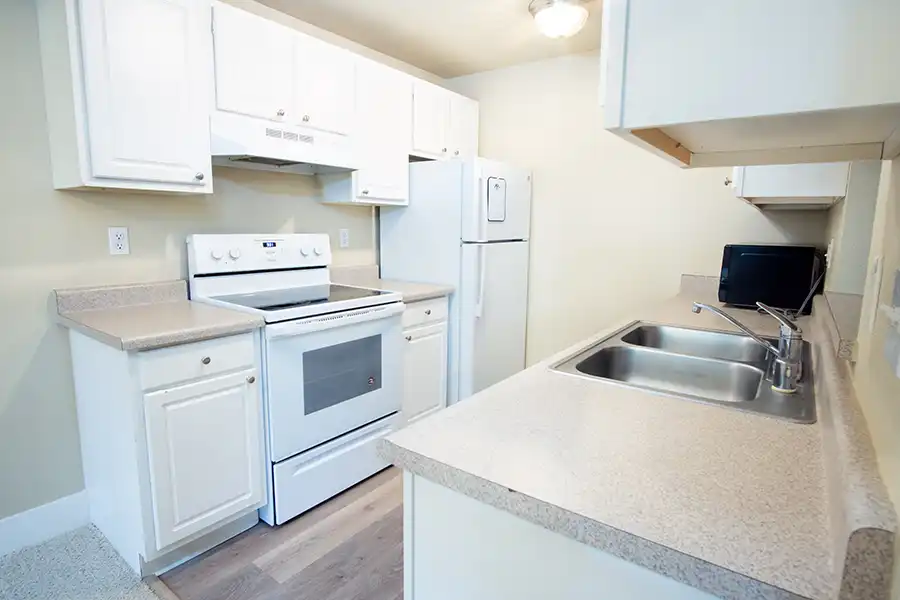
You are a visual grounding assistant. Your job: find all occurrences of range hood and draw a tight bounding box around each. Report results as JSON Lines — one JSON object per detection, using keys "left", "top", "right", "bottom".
{"left": 210, "top": 111, "right": 359, "bottom": 176}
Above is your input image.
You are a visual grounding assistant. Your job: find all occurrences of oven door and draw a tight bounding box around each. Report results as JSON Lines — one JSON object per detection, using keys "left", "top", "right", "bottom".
{"left": 264, "top": 303, "right": 404, "bottom": 463}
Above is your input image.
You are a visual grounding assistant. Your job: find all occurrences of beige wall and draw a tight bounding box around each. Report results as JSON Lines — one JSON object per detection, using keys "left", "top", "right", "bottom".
{"left": 852, "top": 158, "right": 900, "bottom": 597}
{"left": 0, "top": 0, "right": 379, "bottom": 519}
{"left": 451, "top": 53, "right": 829, "bottom": 365}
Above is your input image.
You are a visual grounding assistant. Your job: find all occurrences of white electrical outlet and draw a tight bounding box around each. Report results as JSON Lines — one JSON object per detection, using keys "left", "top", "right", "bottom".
{"left": 339, "top": 228, "right": 350, "bottom": 248}
{"left": 108, "top": 226, "right": 130, "bottom": 255}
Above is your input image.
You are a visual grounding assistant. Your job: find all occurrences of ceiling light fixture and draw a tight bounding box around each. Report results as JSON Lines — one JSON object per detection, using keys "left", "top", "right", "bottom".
{"left": 529, "top": 0, "right": 589, "bottom": 39}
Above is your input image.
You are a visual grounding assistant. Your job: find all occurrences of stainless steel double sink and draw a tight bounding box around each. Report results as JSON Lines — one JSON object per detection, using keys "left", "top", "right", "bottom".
{"left": 551, "top": 322, "right": 816, "bottom": 423}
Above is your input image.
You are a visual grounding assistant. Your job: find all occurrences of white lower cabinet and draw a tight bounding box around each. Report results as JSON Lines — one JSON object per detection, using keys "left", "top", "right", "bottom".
{"left": 143, "top": 369, "right": 263, "bottom": 550}
{"left": 402, "top": 298, "right": 449, "bottom": 423}
{"left": 68, "top": 331, "right": 265, "bottom": 575}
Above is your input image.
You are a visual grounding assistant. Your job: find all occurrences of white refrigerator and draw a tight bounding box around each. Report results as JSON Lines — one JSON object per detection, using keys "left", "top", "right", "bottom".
{"left": 380, "top": 158, "right": 531, "bottom": 405}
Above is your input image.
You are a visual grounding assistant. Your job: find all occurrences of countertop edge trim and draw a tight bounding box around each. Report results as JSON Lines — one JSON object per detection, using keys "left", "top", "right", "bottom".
{"left": 378, "top": 439, "right": 807, "bottom": 600}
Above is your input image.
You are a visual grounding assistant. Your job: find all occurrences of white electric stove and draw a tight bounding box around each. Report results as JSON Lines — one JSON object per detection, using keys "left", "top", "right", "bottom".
{"left": 187, "top": 233, "right": 404, "bottom": 526}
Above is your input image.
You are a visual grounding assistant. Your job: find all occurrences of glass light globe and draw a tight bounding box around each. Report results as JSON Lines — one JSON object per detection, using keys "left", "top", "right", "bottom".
{"left": 531, "top": 1, "right": 589, "bottom": 39}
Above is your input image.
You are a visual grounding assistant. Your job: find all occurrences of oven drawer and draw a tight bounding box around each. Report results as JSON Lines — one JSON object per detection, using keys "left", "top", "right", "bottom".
{"left": 138, "top": 333, "right": 256, "bottom": 390}
{"left": 271, "top": 414, "right": 396, "bottom": 524}
{"left": 402, "top": 297, "right": 449, "bottom": 329}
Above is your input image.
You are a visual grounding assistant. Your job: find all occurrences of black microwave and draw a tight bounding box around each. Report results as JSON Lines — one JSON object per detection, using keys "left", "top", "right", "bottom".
{"left": 718, "top": 244, "right": 825, "bottom": 314}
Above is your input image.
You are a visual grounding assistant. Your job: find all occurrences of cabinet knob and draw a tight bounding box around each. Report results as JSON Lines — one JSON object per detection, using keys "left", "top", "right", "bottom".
{"left": 247, "top": 375, "right": 256, "bottom": 384}
{"left": 425, "top": 309, "right": 432, "bottom": 315}
{"left": 303, "top": 115, "right": 310, "bottom": 122}
{"left": 194, "top": 172, "right": 205, "bottom": 181}
{"left": 361, "top": 189, "right": 370, "bottom": 195}
{"left": 442, "top": 147, "right": 447, "bottom": 153}
{"left": 724, "top": 177, "right": 733, "bottom": 187}
{"left": 277, "top": 108, "right": 285, "bottom": 116}
{"left": 201, "top": 356, "right": 211, "bottom": 365}
{"left": 405, "top": 335, "right": 412, "bottom": 342}
{"left": 454, "top": 150, "right": 460, "bottom": 156}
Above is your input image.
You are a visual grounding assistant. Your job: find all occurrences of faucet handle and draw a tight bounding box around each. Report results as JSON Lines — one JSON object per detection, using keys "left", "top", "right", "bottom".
{"left": 756, "top": 302, "right": 801, "bottom": 334}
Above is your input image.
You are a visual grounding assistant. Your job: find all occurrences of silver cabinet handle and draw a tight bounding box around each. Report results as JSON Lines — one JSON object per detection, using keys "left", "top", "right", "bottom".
{"left": 425, "top": 309, "right": 432, "bottom": 315}
{"left": 442, "top": 147, "right": 447, "bottom": 153}
{"left": 303, "top": 115, "right": 310, "bottom": 122}
{"left": 361, "top": 189, "right": 370, "bottom": 195}
{"left": 277, "top": 108, "right": 285, "bottom": 116}
{"left": 454, "top": 150, "right": 460, "bottom": 156}
{"left": 405, "top": 335, "right": 412, "bottom": 342}
{"left": 201, "top": 356, "right": 211, "bottom": 365}
{"left": 195, "top": 172, "right": 205, "bottom": 181}
{"left": 247, "top": 375, "right": 256, "bottom": 384}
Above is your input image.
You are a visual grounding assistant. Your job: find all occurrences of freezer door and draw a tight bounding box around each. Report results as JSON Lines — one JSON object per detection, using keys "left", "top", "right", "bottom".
{"left": 458, "top": 241, "right": 529, "bottom": 400}
{"left": 461, "top": 159, "right": 532, "bottom": 242}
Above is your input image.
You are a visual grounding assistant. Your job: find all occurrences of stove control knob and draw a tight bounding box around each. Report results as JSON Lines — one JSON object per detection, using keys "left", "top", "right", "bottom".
{"left": 229, "top": 248, "right": 241, "bottom": 260}
{"left": 300, "top": 247, "right": 310, "bottom": 257}
{"left": 210, "top": 249, "right": 224, "bottom": 260}
{"left": 314, "top": 247, "right": 323, "bottom": 256}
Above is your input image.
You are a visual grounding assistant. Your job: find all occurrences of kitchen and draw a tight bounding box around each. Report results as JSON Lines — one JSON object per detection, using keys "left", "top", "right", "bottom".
{"left": 1, "top": 1, "right": 900, "bottom": 600}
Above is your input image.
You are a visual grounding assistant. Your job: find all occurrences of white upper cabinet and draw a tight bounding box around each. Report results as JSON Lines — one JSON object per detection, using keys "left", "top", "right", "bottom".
{"left": 602, "top": 0, "right": 900, "bottom": 168}
{"left": 212, "top": 1, "right": 293, "bottom": 123}
{"left": 412, "top": 81, "right": 451, "bottom": 158}
{"left": 448, "top": 95, "right": 479, "bottom": 160}
{"left": 732, "top": 163, "right": 851, "bottom": 209}
{"left": 37, "top": 0, "right": 213, "bottom": 193}
{"left": 320, "top": 60, "right": 412, "bottom": 205}
{"left": 293, "top": 35, "right": 355, "bottom": 136}
{"left": 412, "top": 81, "right": 479, "bottom": 160}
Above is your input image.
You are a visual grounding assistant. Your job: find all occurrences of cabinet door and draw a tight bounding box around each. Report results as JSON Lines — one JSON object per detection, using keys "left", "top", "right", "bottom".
{"left": 735, "top": 163, "right": 851, "bottom": 199}
{"left": 354, "top": 63, "right": 412, "bottom": 203}
{"left": 294, "top": 35, "right": 355, "bottom": 136}
{"left": 78, "top": 0, "right": 211, "bottom": 186}
{"left": 448, "top": 95, "right": 479, "bottom": 159}
{"left": 404, "top": 323, "right": 448, "bottom": 422}
{"left": 412, "top": 81, "right": 450, "bottom": 158}
{"left": 144, "top": 369, "right": 264, "bottom": 551}
{"left": 212, "top": 2, "right": 293, "bottom": 123}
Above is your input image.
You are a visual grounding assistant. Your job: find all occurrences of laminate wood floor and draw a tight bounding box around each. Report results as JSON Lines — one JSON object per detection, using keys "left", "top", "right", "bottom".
{"left": 158, "top": 468, "right": 403, "bottom": 600}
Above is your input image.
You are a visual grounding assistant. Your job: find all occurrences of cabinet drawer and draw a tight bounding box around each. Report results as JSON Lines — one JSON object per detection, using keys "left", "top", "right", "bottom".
{"left": 138, "top": 333, "right": 255, "bottom": 390}
{"left": 402, "top": 297, "right": 449, "bottom": 329}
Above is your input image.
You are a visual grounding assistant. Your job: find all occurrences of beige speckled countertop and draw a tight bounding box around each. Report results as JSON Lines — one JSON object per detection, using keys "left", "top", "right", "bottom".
{"left": 54, "top": 281, "right": 263, "bottom": 351}
{"left": 331, "top": 265, "right": 454, "bottom": 303}
{"left": 381, "top": 288, "right": 896, "bottom": 600}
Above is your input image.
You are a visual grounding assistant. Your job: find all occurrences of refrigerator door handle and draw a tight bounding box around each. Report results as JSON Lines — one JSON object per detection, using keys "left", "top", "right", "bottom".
{"left": 475, "top": 244, "right": 487, "bottom": 318}
{"left": 477, "top": 177, "right": 487, "bottom": 241}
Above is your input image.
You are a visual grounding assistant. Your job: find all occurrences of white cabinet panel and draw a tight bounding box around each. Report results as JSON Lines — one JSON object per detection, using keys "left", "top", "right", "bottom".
{"left": 403, "top": 322, "right": 448, "bottom": 422}
{"left": 732, "top": 162, "right": 851, "bottom": 209}
{"left": 602, "top": 0, "right": 900, "bottom": 167}
{"left": 212, "top": 2, "right": 293, "bottom": 123}
{"left": 293, "top": 35, "right": 355, "bottom": 136}
{"left": 448, "top": 95, "right": 479, "bottom": 159}
{"left": 412, "top": 81, "right": 450, "bottom": 158}
{"left": 39, "top": 0, "right": 213, "bottom": 192}
{"left": 144, "top": 369, "right": 264, "bottom": 550}
{"left": 354, "top": 63, "right": 412, "bottom": 203}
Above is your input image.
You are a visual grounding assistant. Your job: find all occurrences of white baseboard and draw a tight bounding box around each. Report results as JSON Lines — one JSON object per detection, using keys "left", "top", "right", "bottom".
{"left": 0, "top": 491, "right": 90, "bottom": 557}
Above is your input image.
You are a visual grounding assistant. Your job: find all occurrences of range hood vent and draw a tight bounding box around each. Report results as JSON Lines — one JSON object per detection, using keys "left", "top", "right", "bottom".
{"left": 210, "top": 111, "right": 359, "bottom": 176}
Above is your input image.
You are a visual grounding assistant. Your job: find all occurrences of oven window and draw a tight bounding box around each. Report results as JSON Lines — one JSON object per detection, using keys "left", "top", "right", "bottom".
{"left": 303, "top": 335, "right": 383, "bottom": 415}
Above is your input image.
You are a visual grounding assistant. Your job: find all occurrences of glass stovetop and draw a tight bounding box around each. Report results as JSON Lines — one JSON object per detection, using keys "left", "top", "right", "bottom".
{"left": 214, "top": 284, "right": 390, "bottom": 312}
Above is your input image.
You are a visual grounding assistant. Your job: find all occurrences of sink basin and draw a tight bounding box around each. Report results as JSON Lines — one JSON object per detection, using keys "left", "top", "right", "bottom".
{"left": 620, "top": 324, "right": 774, "bottom": 365}
{"left": 575, "top": 346, "right": 763, "bottom": 404}
{"left": 551, "top": 321, "right": 816, "bottom": 424}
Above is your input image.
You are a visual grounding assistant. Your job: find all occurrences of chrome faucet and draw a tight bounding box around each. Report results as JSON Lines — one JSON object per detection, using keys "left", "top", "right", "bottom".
{"left": 691, "top": 301, "right": 803, "bottom": 394}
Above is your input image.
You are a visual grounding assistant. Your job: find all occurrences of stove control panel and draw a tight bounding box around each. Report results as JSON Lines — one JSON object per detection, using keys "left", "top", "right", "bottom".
{"left": 187, "top": 234, "right": 332, "bottom": 275}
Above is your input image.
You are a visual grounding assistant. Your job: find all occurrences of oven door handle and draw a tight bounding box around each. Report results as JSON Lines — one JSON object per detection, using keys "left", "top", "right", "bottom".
{"left": 267, "top": 302, "right": 405, "bottom": 339}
